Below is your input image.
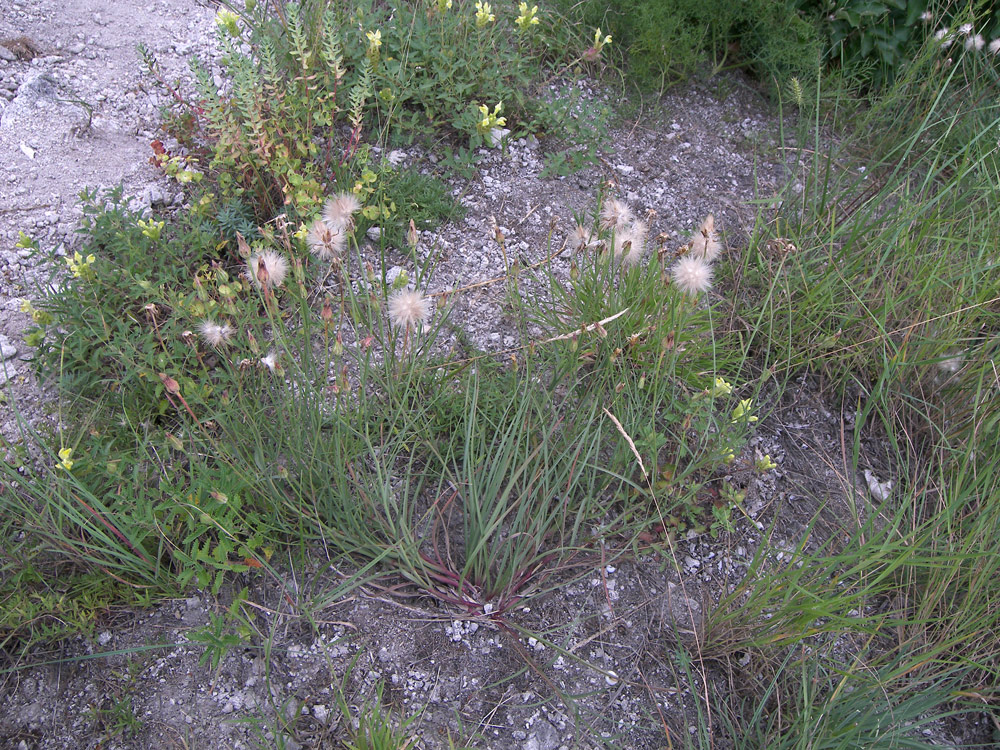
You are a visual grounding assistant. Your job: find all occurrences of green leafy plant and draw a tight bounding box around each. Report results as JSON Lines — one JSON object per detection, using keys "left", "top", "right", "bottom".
{"left": 143, "top": 3, "right": 369, "bottom": 219}
{"left": 548, "top": 0, "right": 823, "bottom": 92}
{"left": 190, "top": 606, "right": 253, "bottom": 673}
{"left": 795, "top": 0, "right": 929, "bottom": 90}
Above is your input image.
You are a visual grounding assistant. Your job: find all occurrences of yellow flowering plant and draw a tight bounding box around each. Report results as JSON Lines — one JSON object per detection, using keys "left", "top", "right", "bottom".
{"left": 515, "top": 3, "right": 540, "bottom": 32}
{"left": 709, "top": 376, "right": 733, "bottom": 397}
{"left": 475, "top": 101, "right": 506, "bottom": 135}
{"left": 138, "top": 219, "right": 164, "bottom": 241}
{"left": 366, "top": 29, "right": 382, "bottom": 59}
{"left": 475, "top": 1, "right": 495, "bottom": 27}
{"left": 755, "top": 454, "right": 778, "bottom": 472}
{"left": 65, "top": 251, "right": 97, "bottom": 279}
{"left": 731, "top": 398, "right": 759, "bottom": 423}
{"left": 593, "top": 27, "right": 612, "bottom": 52}
{"left": 215, "top": 8, "right": 240, "bottom": 37}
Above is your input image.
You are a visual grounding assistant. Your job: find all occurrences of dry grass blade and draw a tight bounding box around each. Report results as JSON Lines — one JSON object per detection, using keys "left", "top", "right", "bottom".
{"left": 602, "top": 406, "right": 647, "bottom": 479}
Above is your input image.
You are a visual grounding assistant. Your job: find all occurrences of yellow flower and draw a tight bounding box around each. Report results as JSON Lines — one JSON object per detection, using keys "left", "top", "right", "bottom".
{"left": 709, "top": 377, "right": 733, "bottom": 397}
{"left": 366, "top": 29, "right": 382, "bottom": 55}
{"left": 731, "top": 399, "right": 758, "bottom": 424}
{"left": 20, "top": 298, "right": 51, "bottom": 325}
{"left": 58, "top": 447, "right": 74, "bottom": 471}
{"left": 475, "top": 101, "right": 506, "bottom": 135}
{"left": 138, "top": 218, "right": 164, "bottom": 241}
{"left": 593, "top": 27, "right": 612, "bottom": 51}
{"left": 215, "top": 8, "right": 240, "bottom": 37}
{"left": 475, "top": 1, "right": 495, "bottom": 27}
{"left": 437, "top": 0, "right": 452, "bottom": 10}
{"left": 65, "top": 251, "right": 97, "bottom": 278}
{"left": 756, "top": 454, "right": 778, "bottom": 472}
{"left": 516, "top": 3, "right": 540, "bottom": 31}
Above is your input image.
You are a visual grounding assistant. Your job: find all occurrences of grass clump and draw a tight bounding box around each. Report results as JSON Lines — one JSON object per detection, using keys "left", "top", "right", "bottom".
{"left": 691, "top": 20, "right": 1000, "bottom": 749}
{"left": 3, "top": 177, "right": 748, "bottom": 628}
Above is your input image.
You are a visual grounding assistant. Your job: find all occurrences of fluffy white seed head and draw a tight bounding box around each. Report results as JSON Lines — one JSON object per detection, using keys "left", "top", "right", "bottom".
{"left": 388, "top": 289, "right": 433, "bottom": 332}
{"left": 307, "top": 219, "right": 347, "bottom": 261}
{"left": 198, "top": 319, "right": 234, "bottom": 348}
{"left": 938, "top": 352, "right": 964, "bottom": 374}
{"left": 618, "top": 220, "right": 647, "bottom": 267}
{"left": 248, "top": 250, "right": 289, "bottom": 289}
{"left": 600, "top": 199, "right": 634, "bottom": 232}
{"left": 689, "top": 214, "right": 722, "bottom": 262}
{"left": 569, "top": 224, "right": 594, "bottom": 251}
{"left": 966, "top": 34, "right": 985, "bottom": 51}
{"left": 671, "top": 256, "right": 713, "bottom": 295}
{"left": 323, "top": 192, "right": 362, "bottom": 230}
{"left": 990, "top": 38, "right": 1000, "bottom": 55}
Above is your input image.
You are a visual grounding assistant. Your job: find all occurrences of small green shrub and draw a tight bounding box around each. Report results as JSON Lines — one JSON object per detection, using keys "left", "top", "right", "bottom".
{"left": 798, "top": 0, "right": 930, "bottom": 90}
{"left": 332, "top": 0, "right": 598, "bottom": 143}
{"left": 548, "top": 0, "right": 823, "bottom": 92}
{"left": 30, "top": 188, "right": 228, "bottom": 427}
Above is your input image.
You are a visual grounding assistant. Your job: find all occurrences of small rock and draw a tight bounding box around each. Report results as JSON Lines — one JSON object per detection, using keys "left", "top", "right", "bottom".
{"left": 0, "top": 367, "right": 15, "bottom": 386}
{"left": 0, "top": 46, "right": 15, "bottom": 62}
{"left": 524, "top": 720, "right": 561, "bottom": 750}
{"left": 487, "top": 127, "right": 510, "bottom": 147}
{"left": 366, "top": 226, "right": 381, "bottom": 241}
{"left": 141, "top": 184, "right": 168, "bottom": 208}
{"left": 0, "top": 336, "right": 17, "bottom": 360}
{"left": 864, "top": 469, "right": 893, "bottom": 502}
{"left": 384, "top": 265, "right": 404, "bottom": 286}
